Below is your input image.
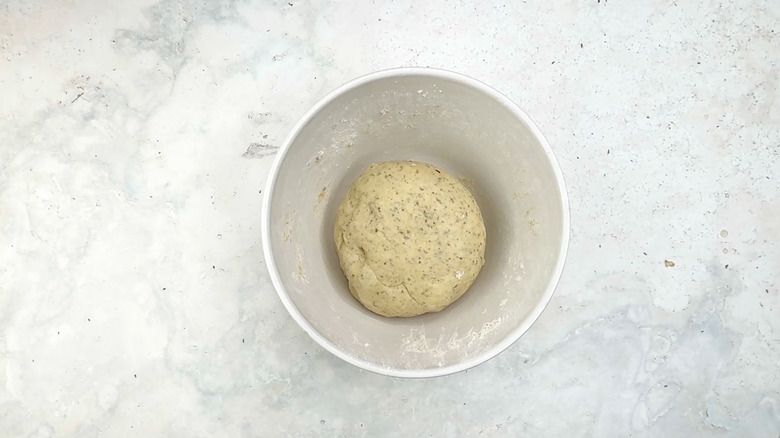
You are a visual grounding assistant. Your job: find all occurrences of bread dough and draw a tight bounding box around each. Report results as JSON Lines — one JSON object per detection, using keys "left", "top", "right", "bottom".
{"left": 334, "top": 161, "right": 486, "bottom": 317}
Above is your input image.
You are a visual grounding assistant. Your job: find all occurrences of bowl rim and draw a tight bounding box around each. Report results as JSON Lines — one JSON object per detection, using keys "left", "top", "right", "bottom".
{"left": 261, "top": 67, "right": 570, "bottom": 378}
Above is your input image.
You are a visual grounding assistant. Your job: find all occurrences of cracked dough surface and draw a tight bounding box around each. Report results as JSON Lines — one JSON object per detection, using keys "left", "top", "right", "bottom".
{"left": 334, "top": 161, "right": 486, "bottom": 317}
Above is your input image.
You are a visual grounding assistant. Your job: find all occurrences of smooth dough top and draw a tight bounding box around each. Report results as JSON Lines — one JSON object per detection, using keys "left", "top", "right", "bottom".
{"left": 334, "top": 161, "right": 486, "bottom": 317}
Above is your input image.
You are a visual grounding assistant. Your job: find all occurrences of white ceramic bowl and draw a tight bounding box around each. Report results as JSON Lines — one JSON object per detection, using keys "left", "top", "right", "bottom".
{"left": 262, "top": 68, "right": 569, "bottom": 378}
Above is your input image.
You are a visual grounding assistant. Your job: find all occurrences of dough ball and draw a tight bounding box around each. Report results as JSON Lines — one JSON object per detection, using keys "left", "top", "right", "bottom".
{"left": 334, "top": 161, "right": 486, "bottom": 317}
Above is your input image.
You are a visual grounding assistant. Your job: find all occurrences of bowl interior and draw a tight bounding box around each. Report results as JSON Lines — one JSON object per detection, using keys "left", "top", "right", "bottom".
{"left": 264, "top": 70, "right": 567, "bottom": 376}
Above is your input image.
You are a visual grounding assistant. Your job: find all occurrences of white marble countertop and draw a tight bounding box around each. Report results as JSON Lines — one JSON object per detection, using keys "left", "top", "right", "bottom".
{"left": 2, "top": 0, "right": 778, "bottom": 436}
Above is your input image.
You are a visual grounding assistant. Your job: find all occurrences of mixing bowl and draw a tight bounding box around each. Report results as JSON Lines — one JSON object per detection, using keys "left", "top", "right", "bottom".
{"left": 261, "top": 68, "right": 569, "bottom": 377}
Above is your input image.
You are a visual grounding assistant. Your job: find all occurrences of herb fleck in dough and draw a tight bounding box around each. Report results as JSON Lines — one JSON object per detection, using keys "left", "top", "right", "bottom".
{"left": 334, "top": 161, "right": 486, "bottom": 317}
